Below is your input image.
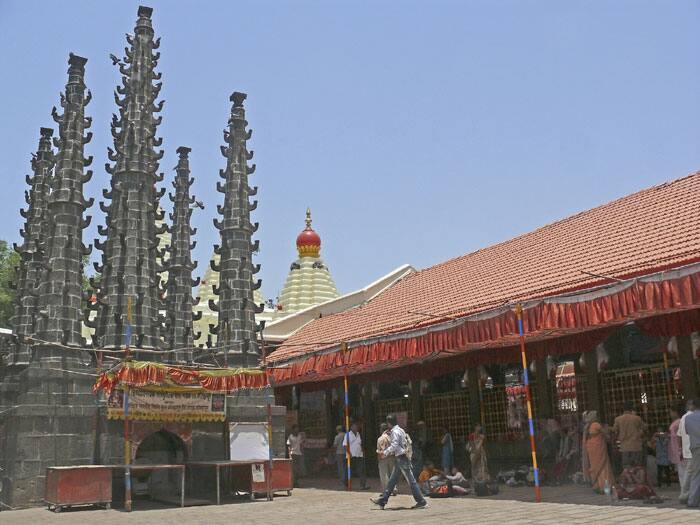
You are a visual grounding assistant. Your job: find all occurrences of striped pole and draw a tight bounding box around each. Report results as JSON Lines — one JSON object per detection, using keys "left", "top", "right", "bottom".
{"left": 341, "top": 342, "right": 352, "bottom": 491}
{"left": 515, "top": 304, "right": 542, "bottom": 503}
{"left": 260, "top": 328, "right": 274, "bottom": 502}
{"left": 124, "top": 296, "right": 133, "bottom": 512}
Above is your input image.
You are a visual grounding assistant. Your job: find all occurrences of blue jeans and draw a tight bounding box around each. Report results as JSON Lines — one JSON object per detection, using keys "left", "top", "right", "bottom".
{"left": 336, "top": 453, "right": 347, "bottom": 484}
{"left": 377, "top": 454, "right": 426, "bottom": 506}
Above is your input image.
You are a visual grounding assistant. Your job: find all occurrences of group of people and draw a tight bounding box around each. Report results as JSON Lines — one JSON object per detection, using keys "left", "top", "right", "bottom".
{"left": 580, "top": 399, "right": 700, "bottom": 507}
{"left": 289, "top": 397, "right": 700, "bottom": 509}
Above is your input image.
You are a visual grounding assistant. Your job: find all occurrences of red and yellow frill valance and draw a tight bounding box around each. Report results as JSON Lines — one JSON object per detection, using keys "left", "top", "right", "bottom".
{"left": 93, "top": 360, "right": 268, "bottom": 396}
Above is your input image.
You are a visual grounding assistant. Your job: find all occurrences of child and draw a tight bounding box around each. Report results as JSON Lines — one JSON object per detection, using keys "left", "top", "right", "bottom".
{"left": 652, "top": 425, "right": 671, "bottom": 487}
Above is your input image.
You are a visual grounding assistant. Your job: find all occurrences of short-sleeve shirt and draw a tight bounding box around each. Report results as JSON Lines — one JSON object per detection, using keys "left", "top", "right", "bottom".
{"left": 343, "top": 431, "right": 363, "bottom": 457}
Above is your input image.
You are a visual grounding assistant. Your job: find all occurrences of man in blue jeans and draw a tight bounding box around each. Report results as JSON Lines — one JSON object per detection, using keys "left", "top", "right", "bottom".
{"left": 371, "top": 414, "right": 427, "bottom": 510}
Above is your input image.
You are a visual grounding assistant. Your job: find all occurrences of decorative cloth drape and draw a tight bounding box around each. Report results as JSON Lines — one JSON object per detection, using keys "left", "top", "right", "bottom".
{"left": 270, "top": 263, "right": 700, "bottom": 387}
{"left": 93, "top": 360, "right": 268, "bottom": 395}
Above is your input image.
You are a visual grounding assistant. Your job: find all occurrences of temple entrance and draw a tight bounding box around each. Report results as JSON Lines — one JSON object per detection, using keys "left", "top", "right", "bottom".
{"left": 136, "top": 430, "right": 187, "bottom": 465}
{"left": 133, "top": 430, "right": 187, "bottom": 501}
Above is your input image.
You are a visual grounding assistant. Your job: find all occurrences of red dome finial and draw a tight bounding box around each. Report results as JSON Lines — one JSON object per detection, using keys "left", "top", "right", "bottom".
{"left": 296, "top": 207, "right": 321, "bottom": 257}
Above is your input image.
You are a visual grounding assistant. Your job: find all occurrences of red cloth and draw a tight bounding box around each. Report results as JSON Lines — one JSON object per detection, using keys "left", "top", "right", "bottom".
{"left": 271, "top": 267, "right": 700, "bottom": 386}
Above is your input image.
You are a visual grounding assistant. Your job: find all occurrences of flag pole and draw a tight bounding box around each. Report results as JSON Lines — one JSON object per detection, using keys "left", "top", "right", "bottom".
{"left": 515, "top": 304, "right": 542, "bottom": 503}
{"left": 341, "top": 342, "right": 352, "bottom": 491}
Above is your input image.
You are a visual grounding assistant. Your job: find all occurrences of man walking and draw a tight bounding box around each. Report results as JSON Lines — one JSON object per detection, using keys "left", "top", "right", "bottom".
{"left": 376, "top": 422, "right": 395, "bottom": 494}
{"left": 681, "top": 398, "right": 700, "bottom": 507}
{"left": 343, "top": 422, "right": 369, "bottom": 490}
{"left": 613, "top": 401, "right": 645, "bottom": 468}
{"left": 371, "top": 414, "right": 427, "bottom": 510}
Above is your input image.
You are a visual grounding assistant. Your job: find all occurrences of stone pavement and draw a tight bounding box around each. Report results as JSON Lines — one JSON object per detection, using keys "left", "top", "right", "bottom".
{"left": 3, "top": 483, "right": 699, "bottom": 525}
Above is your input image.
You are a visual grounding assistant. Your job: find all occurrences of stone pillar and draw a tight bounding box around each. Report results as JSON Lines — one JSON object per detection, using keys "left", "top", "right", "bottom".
{"left": 534, "top": 358, "right": 553, "bottom": 420}
{"left": 410, "top": 380, "right": 422, "bottom": 423}
{"left": 677, "top": 335, "right": 699, "bottom": 401}
{"left": 582, "top": 350, "right": 603, "bottom": 420}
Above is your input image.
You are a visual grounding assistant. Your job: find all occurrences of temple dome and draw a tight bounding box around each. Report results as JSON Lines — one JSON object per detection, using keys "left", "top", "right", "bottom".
{"left": 296, "top": 208, "right": 321, "bottom": 257}
{"left": 276, "top": 208, "right": 339, "bottom": 316}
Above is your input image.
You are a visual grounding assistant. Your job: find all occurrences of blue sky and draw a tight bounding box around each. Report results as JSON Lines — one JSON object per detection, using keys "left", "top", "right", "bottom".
{"left": 0, "top": 1, "right": 698, "bottom": 300}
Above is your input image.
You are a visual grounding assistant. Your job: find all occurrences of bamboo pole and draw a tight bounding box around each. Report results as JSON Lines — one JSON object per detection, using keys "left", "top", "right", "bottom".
{"left": 260, "top": 329, "right": 273, "bottom": 502}
{"left": 124, "top": 296, "right": 133, "bottom": 512}
{"left": 341, "top": 342, "right": 352, "bottom": 491}
{"left": 515, "top": 304, "right": 542, "bottom": 503}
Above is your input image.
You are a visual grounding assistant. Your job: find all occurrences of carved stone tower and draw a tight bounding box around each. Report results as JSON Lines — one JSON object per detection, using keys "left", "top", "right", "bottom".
{"left": 36, "top": 53, "right": 93, "bottom": 351}
{"left": 163, "top": 146, "right": 201, "bottom": 362}
{"left": 88, "top": 6, "right": 166, "bottom": 353}
{"left": 210, "top": 92, "right": 263, "bottom": 367}
{"left": 10, "top": 128, "right": 55, "bottom": 367}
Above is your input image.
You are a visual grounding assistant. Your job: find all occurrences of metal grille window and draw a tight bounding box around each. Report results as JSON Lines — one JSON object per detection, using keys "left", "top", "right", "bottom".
{"left": 600, "top": 365, "right": 680, "bottom": 432}
{"left": 422, "top": 391, "right": 471, "bottom": 443}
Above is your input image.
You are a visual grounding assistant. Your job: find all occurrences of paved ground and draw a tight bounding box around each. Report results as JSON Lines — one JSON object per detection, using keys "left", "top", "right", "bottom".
{"left": 3, "top": 479, "right": 699, "bottom": 524}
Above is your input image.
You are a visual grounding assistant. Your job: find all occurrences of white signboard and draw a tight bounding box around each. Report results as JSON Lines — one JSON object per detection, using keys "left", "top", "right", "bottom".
{"left": 229, "top": 422, "right": 270, "bottom": 462}
{"left": 251, "top": 463, "right": 265, "bottom": 482}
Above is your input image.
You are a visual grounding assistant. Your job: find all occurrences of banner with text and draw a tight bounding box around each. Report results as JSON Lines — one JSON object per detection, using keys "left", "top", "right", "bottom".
{"left": 107, "top": 389, "right": 226, "bottom": 422}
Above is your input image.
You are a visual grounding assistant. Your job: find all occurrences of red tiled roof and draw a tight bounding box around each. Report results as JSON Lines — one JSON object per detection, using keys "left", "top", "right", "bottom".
{"left": 271, "top": 172, "right": 700, "bottom": 362}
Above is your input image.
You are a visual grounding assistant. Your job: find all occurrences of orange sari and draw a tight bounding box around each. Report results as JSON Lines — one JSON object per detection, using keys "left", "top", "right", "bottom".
{"left": 584, "top": 422, "right": 615, "bottom": 491}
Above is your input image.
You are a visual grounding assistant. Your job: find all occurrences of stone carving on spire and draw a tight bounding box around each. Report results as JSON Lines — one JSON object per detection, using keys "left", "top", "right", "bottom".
{"left": 89, "top": 6, "right": 166, "bottom": 352}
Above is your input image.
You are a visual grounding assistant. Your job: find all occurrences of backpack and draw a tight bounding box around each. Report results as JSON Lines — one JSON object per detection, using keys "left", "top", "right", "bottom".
{"left": 404, "top": 430, "right": 413, "bottom": 460}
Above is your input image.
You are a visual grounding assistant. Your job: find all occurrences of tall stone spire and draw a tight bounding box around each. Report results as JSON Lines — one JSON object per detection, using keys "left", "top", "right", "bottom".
{"left": 10, "top": 128, "right": 55, "bottom": 364}
{"left": 163, "top": 146, "right": 201, "bottom": 362}
{"left": 88, "top": 6, "right": 166, "bottom": 352}
{"left": 209, "top": 92, "right": 263, "bottom": 367}
{"left": 35, "top": 53, "right": 93, "bottom": 348}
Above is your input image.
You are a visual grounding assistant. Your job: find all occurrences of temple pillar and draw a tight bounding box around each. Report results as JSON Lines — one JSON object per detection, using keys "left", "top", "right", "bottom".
{"left": 582, "top": 350, "right": 603, "bottom": 420}
{"left": 467, "top": 368, "right": 481, "bottom": 429}
{"left": 677, "top": 335, "right": 699, "bottom": 401}
{"left": 534, "top": 358, "right": 553, "bottom": 420}
{"left": 410, "top": 380, "right": 423, "bottom": 423}
{"left": 325, "top": 387, "right": 335, "bottom": 439}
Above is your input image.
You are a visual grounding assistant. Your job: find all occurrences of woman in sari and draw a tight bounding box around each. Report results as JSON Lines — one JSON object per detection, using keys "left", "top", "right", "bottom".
{"left": 467, "top": 424, "right": 489, "bottom": 482}
{"left": 583, "top": 410, "right": 615, "bottom": 493}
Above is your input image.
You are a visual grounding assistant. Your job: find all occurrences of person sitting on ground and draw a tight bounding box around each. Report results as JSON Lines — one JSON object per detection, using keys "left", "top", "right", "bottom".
{"left": 616, "top": 465, "right": 657, "bottom": 501}
{"left": 418, "top": 461, "right": 443, "bottom": 495}
{"left": 552, "top": 425, "right": 577, "bottom": 484}
{"left": 445, "top": 466, "right": 468, "bottom": 486}
{"left": 444, "top": 467, "right": 470, "bottom": 496}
